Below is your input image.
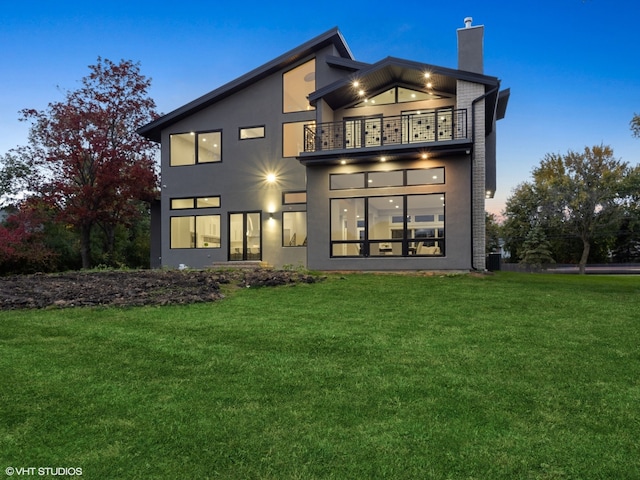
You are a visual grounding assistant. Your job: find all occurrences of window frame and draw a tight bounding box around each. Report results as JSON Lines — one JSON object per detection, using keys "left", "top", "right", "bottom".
{"left": 239, "top": 125, "right": 265, "bottom": 140}
{"left": 282, "top": 211, "right": 308, "bottom": 247}
{"left": 330, "top": 167, "right": 445, "bottom": 190}
{"left": 170, "top": 214, "right": 221, "bottom": 249}
{"left": 169, "top": 129, "right": 222, "bottom": 166}
{"left": 283, "top": 121, "right": 313, "bottom": 158}
{"left": 282, "top": 191, "right": 307, "bottom": 205}
{"left": 282, "top": 58, "right": 316, "bottom": 113}
{"left": 329, "top": 194, "right": 445, "bottom": 257}
{"left": 170, "top": 196, "right": 221, "bottom": 210}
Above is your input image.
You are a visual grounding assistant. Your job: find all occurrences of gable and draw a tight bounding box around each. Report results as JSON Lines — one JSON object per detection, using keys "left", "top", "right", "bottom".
{"left": 138, "top": 27, "right": 353, "bottom": 142}
{"left": 309, "top": 57, "right": 499, "bottom": 110}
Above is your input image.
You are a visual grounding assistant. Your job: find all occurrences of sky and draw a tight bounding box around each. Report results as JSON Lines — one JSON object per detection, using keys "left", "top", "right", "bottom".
{"left": 1, "top": 0, "right": 639, "bottom": 216}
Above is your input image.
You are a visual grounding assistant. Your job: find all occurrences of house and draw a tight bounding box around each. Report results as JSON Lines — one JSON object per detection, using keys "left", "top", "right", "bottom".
{"left": 138, "top": 19, "right": 509, "bottom": 271}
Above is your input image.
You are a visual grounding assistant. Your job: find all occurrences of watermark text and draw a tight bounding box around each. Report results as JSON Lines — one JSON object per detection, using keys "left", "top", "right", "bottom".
{"left": 5, "top": 467, "right": 82, "bottom": 476}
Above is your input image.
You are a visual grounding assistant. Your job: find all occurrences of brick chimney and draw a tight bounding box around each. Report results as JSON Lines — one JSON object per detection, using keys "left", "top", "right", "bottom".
{"left": 457, "top": 17, "right": 484, "bottom": 74}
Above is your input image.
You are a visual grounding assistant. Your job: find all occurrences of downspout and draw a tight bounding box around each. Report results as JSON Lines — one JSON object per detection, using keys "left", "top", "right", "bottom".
{"left": 469, "top": 83, "right": 500, "bottom": 270}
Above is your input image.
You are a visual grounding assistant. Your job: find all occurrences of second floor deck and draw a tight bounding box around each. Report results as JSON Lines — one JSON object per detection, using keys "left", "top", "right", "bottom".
{"left": 303, "top": 108, "right": 468, "bottom": 154}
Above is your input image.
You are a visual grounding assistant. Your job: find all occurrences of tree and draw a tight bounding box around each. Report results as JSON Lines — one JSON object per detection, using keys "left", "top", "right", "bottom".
{"left": 501, "top": 182, "right": 561, "bottom": 262}
{"left": 519, "top": 225, "right": 555, "bottom": 269}
{"left": 485, "top": 212, "right": 502, "bottom": 254}
{"left": 611, "top": 164, "right": 640, "bottom": 262}
{"left": 22, "top": 58, "right": 159, "bottom": 269}
{"left": 0, "top": 198, "right": 57, "bottom": 274}
{"left": 631, "top": 113, "right": 640, "bottom": 138}
{"left": 504, "top": 145, "right": 629, "bottom": 274}
{"left": 0, "top": 146, "right": 43, "bottom": 208}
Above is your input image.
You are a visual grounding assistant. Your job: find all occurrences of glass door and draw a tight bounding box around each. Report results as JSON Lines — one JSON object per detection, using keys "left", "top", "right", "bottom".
{"left": 229, "top": 212, "right": 262, "bottom": 261}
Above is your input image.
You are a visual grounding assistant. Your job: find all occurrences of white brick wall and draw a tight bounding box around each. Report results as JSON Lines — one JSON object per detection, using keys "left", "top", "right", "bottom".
{"left": 457, "top": 81, "right": 486, "bottom": 270}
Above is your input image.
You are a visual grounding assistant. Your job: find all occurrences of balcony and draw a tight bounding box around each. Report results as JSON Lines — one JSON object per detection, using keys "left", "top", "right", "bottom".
{"left": 303, "top": 108, "right": 468, "bottom": 154}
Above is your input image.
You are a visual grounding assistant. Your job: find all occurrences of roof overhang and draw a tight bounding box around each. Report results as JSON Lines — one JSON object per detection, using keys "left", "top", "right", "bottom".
{"left": 138, "top": 27, "right": 353, "bottom": 142}
{"left": 496, "top": 88, "right": 510, "bottom": 120}
{"left": 309, "top": 56, "right": 500, "bottom": 111}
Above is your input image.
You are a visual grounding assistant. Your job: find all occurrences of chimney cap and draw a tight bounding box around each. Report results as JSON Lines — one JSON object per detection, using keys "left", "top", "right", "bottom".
{"left": 464, "top": 17, "right": 473, "bottom": 28}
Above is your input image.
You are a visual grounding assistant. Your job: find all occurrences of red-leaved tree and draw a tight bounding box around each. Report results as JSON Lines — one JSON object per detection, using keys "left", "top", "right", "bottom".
{"left": 0, "top": 199, "right": 57, "bottom": 274}
{"left": 22, "top": 58, "right": 159, "bottom": 268}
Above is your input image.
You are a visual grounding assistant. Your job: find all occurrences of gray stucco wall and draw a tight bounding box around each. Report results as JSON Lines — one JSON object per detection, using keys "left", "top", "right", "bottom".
{"left": 306, "top": 155, "right": 472, "bottom": 271}
{"left": 158, "top": 45, "right": 347, "bottom": 269}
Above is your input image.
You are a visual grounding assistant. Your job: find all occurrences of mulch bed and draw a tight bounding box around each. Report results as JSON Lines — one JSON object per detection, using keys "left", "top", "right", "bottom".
{"left": 0, "top": 269, "right": 321, "bottom": 310}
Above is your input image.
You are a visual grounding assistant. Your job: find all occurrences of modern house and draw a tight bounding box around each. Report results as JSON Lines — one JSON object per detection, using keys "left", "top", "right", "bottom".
{"left": 138, "top": 19, "right": 509, "bottom": 271}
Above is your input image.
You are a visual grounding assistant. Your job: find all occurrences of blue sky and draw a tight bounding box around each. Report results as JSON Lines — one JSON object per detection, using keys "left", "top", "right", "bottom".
{"left": 1, "top": 0, "right": 639, "bottom": 215}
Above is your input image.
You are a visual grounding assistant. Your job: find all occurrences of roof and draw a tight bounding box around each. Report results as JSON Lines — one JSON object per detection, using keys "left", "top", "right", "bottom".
{"left": 309, "top": 56, "right": 501, "bottom": 110}
{"left": 138, "top": 27, "right": 353, "bottom": 142}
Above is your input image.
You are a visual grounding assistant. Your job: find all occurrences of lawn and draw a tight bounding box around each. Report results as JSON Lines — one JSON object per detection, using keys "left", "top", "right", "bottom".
{"left": 1, "top": 272, "right": 639, "bottom": 479}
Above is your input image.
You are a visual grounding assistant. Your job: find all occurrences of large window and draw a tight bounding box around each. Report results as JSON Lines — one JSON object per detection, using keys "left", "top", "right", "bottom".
{"left": 330, "top": 167, "right": 444, "bottom": 190}
{"left": 170, "top": 215, "right": 221, "bottom": 248}
{"left": 283, "top": 212, "right": 307, "bottom": 247}
{"left": 283, "top": 121, "right": 313, "bottom": 157}
{"left": 170, "top": 131, "right": 221, "bottom": 166}
{"left": 330, "top": 194, "right": 444, "bottom": 257}
{"left": 283, "top": 59, "right": 315, "bottom": 113}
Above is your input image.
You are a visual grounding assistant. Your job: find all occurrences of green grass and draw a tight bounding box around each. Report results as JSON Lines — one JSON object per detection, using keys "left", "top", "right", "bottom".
{"left": 1, "top": 272, "right": 639, "bottom": 479}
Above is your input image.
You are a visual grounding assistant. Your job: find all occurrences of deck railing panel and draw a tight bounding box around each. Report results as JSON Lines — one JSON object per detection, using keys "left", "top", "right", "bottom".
{"left": 304, "top": 108, "right": 467, "bottom": 153}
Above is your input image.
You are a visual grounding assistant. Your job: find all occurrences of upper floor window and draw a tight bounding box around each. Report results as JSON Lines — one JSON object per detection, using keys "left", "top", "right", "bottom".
{"left": 283, "top": 121, "right": 314, "bottom": 157}
{"left": 170, "top": 131, "right": 221, "bottom": 166}
{"left": 283, "top": 59, "right": 315, "bottom": 113}
{"left": 354, "top": 86, "right": 447, "bottom": 107}
{"left": 239, "top": 126, "right": 265, "bottom": 140}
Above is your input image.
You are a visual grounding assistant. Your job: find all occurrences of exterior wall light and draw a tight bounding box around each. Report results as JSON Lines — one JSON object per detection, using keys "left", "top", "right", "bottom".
{"left": 266, "top": 173, "right": 276, "bottom": 183}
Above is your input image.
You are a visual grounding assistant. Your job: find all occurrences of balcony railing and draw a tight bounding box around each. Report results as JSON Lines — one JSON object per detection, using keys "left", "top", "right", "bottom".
{"left": 304, "top": 108, "right": 467, "bottom": 153}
